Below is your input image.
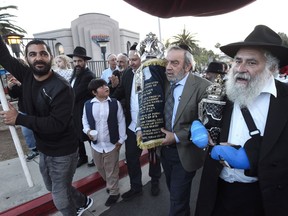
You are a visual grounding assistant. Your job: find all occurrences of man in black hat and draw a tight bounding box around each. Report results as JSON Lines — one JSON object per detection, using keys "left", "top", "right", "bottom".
{"left": 195, "top": 25, "right": 288, "bottom": 216}
{"left": 68, "top": 46, "right": 96, "bottom": 168}
{"left": 204, "top": 61, "right": 227, "bottom": 82}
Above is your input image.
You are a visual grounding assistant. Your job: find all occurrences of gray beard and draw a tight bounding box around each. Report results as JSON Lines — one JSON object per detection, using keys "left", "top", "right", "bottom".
{"left": 225, "top": 68, "right": 271, "bottom": 108}
{"left": 166, "top": 68, "right": 187, "bottom": 84}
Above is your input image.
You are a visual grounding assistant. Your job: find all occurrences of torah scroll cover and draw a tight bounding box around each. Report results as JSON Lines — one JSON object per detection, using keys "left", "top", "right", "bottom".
{"left": 136, "top": 59, "right": 167, "bottom": 149}
{"left": 198, "top": 78, "right": 226, "bottom": 143}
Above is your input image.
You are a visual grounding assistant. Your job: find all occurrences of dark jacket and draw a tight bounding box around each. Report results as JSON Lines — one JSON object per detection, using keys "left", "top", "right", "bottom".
{"left": 7, "top": 84, "right": 24, "bottom": 112}
{"left": 70, "top": 67, "right": 95, "bottom": 141}
{"left": 110, "top": 68, "right": 134, "bottom": 126}
{"left": 0, "top": 36, "right": 78, "bottom": 157}
{"left": 166, "top": 73, "right": 211, "bottom": 172}
{"left": 196, "top": 79, "right": 288, "bottom": 216}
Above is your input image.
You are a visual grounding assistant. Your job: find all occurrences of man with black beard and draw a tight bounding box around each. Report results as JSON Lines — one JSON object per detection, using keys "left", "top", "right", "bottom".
{"left": 195, "top": 25, "right": 288, "bottom": 216}
{"left": 0, "top": 38, "right": 93, "bottom": 215}
{"left": 68, "top": 47, "right": 95, "bottom": 168}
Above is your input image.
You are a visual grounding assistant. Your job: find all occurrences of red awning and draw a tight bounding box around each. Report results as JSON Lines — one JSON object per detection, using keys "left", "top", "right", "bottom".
{"left": 124, "top": 0, "right": 256, "bottom": 18}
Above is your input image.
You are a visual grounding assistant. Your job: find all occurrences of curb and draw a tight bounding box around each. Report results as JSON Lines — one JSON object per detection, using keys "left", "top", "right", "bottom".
{"left": 0, "top": 152, "right": 149, "bottom": 216}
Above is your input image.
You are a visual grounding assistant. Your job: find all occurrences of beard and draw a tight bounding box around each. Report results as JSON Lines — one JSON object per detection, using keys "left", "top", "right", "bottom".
{"left": 74, "top": 65, "right": 86, "bottom": 76}
{"left": 225, "top": 66, "right": 271, "bottom": 107}
{"left": 166, "top": 67, "right": 186, "bottom": 84}
{"left": 29, "top": 60, "right": 52, "bottom": 76}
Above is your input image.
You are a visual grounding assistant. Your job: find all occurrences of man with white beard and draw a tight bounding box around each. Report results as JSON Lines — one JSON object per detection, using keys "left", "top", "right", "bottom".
{"left": 194, "top": 25, "right": 288, "bottom": 216}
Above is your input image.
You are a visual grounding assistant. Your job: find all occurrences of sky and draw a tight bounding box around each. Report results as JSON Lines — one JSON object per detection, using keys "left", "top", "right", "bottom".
{"left": 1, "top": 0, "right": 288, "bottom": 53}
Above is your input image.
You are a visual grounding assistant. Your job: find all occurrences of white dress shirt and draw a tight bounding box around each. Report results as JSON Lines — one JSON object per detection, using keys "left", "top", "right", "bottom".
{"left": 220, "top": 76, "right": 277, "bottom": 183}
{"left": 171, "top": 73, "right": 189, "bottom": 142}
{"left": 128, "top": 70, "right": 139, "bottom": 132}
{"left": 82, "top": 97, "right": 127, "bottom": 153}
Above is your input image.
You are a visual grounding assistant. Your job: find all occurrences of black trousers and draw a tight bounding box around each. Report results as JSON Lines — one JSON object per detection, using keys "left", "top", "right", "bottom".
{"left": 125, "top": 128, "right": 161, "bottom": 191}
{"left": 78, "top": 141, "right": 87, "bottom": 160}
{"left": 212, "top": 178, "right": 264, "bottom": 216}
{"left": 161, "top": 146, "right": 196, "bottom": 216}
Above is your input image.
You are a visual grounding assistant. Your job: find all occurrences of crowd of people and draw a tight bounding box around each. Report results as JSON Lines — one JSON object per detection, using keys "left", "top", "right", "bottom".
{"left": 1, "top": 24, "right": 288, "bottom": 216}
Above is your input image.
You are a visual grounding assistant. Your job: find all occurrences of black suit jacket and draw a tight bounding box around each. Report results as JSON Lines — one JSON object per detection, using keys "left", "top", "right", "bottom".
{"left": 195, "top": 79, "right": 288, "bottom": 216}
{"left": 110, "top": 68, "right": 134, "bottom": 126}
{"left": 70, "top": 67, "right": 95, "bottom": 141}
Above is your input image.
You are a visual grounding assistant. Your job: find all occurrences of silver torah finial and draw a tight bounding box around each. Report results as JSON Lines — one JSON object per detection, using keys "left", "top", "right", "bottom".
{"left": 206, "top": 75, "right": 226, "bottom": 101}
{"left": 198, "top": 76, "right": 226, "bottom": 143}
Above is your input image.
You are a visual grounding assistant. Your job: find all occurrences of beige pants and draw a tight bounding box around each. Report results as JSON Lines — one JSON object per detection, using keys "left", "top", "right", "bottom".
{"left": 92, "top": 147, "right": 120, "bottom": 195}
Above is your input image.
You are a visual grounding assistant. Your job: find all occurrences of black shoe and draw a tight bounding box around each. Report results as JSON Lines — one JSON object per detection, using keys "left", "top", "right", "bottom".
{"left": 151, "top": 183, "right": 160, "bottom": 196}
{"left": 87, "top": 159, "right": 95, "bottom": 167}
{"left": 105, "top": 194, "right": 120, "bottom": 206}
{"left": 121, "top": 189, "right": 142, "bottom": 201}
{"left": 77, "top": 158, "right": 88, "bottom": 168}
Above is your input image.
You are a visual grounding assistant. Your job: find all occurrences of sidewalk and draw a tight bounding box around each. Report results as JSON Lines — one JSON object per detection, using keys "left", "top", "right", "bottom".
{"left": 50, "top": 161, "right": 156, "bottom": 216}
{"left": 0, "top": 141, "right": 128, "bottom": 214}
{"left": 0, "top": 140, "right": 202, "bottom": 216}
{"left": 49, "top": 165, "right": 202, "bottom": 216}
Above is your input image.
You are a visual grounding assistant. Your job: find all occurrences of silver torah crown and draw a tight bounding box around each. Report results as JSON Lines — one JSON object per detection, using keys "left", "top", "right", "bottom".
{"left": 136, "top": 32, "right": 165, "bottom": 62}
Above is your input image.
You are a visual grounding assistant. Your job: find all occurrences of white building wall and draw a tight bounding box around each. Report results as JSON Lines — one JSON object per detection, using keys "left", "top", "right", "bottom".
{"left": 120, "top": 29, "right": 139, "bottom": 54}
{"left": 33, "top": 13, "right": 139, "bottom": 61}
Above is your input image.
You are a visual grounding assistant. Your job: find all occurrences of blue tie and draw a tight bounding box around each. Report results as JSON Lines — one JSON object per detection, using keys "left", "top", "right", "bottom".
{"left": 164, "top": 83, "right": 178, "bottom": 131}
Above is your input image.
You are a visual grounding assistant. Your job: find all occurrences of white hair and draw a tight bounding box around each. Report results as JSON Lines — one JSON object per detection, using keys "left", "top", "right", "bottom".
{"left": 226, "top": 50, "right": 278, "bottom": 107}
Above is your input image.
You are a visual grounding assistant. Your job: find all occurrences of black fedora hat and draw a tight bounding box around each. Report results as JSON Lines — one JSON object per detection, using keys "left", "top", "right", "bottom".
{"left": 67, "top": 46, "right": 91, "bottom": 60}
{"left": 220, "top": 25, "right": 288, "bottom": 67}
{"left": 205, "top": 62, "right": 226, "bottom": 74}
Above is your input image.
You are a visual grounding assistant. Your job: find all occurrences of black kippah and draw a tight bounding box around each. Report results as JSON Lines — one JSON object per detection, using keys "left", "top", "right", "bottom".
{"left": 130, "top": 42, "right": 138, "bottom": 51}
{"left": 179, "top": 44, "right": 192, "bottom": 53}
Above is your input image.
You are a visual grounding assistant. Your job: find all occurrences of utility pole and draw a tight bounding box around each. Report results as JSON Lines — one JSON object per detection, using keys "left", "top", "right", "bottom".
{"left": 158, "top": 17, "right": 162, "bottom": 41}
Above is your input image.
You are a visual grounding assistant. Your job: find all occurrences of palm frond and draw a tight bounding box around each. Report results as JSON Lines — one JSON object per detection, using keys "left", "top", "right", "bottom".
{"left": 0, "top": 5, "right": 27, "bottom": 35}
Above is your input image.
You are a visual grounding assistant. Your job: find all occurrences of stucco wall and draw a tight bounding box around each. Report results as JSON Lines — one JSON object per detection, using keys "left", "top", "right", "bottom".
{"left": 33, "top": 13, "right": 140, "bottom": 61}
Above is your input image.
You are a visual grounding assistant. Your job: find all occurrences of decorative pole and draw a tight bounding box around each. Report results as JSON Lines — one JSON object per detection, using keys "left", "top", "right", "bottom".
{"left": 0, "top": 70, "right": 34, "bottom": 187}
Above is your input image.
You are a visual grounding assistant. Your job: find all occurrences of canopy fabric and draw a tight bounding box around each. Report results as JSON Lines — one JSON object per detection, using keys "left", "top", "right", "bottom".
{"left": 124, "top": 0, "right": 256, "bottom": 18}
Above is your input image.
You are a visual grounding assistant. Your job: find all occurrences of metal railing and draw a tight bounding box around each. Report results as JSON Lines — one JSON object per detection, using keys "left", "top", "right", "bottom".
{"left": 87, "top": 61, "right": 106, "bottom": 78}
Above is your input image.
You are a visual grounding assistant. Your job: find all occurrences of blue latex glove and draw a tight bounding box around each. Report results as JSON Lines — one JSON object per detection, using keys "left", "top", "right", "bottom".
{"left": 190, "top": 120, "right": 208, "bottom": 148}
{"left": 211, "top": 145, "right": 250, "bottom": 169}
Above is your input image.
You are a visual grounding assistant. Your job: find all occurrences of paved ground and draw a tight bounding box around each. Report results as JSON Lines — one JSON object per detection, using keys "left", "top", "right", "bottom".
{"left": 0, "top": 134, "right": 202, "bottom": 216}
{"left": 50, "top": 165, "right": 202, "bottom": 216}
{"left": 99, "top": 170, "right": 202, "bottom": 216}
{"left": 0, "top": 141, "right": 99, "bottom": 213}
{"left": 0, "top": 120, "right": 202, "bottom": 216}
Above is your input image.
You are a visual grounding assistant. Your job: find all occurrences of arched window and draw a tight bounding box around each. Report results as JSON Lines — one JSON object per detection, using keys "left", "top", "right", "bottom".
{"left": 55, "top": 43, "right": 65, "bottom": 55}
{"left": 126, "top": 41, "right": 131, "bottom": 54}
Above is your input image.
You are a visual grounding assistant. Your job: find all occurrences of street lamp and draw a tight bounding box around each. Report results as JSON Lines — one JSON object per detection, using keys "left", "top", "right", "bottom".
{"left": 91, "top": 34, "right": 110, "bottom": 69}
{"left": 5, "top": 33, "right": 24, "bottom": 58}
{"left": 98, "top": 41, "right": 108, "bottom": 69}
